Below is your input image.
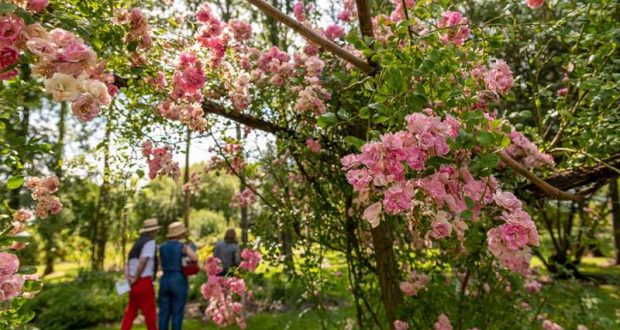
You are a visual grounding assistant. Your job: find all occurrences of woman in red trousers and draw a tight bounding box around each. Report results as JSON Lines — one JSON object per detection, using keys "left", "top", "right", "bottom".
{"left": 121, "top": 218, "right": 160, "bottom": 330}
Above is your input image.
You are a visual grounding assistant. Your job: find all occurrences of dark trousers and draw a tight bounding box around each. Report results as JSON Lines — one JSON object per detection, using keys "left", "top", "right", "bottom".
{"left": 158, "top": 272, "right": 188, "bottom": 330}
{"left": 121, "top": 277, "right": 157, "bottom": 330}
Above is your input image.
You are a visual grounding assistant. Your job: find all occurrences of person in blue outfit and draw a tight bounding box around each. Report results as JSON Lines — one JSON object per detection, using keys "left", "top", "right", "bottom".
{"left": 158, "top": 221, "right": 197, "bottom": 330}
{"left": 213, "top": 228, "right": 240, "bottom": 276}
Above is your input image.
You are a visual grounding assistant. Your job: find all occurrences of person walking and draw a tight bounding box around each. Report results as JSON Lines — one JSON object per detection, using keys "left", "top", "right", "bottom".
{"left": 158, "top": 222, "right": 198, "bottom": 330}
{"left": 121, "top": 218, "right": 160, "bottom": 330}
{"left": 213, "top": 228, "right": 240, "bottom": 276}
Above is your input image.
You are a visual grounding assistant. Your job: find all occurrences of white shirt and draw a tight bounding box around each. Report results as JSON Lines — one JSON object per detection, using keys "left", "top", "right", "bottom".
{"left": 128, "top": 240, "right": 156, "bottom": 277}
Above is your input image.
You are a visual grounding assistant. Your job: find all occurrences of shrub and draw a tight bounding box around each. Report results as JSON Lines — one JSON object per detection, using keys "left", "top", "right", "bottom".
{"left": 24, "top": 271, "right": 127, "bottom": 330}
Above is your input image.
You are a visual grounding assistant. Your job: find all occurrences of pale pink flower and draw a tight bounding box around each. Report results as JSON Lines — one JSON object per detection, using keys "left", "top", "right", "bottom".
{"left": 362, "top": 202, "right": 383, "bottom": 228}
{"left": 71, "top": 93, "right": 101, "bottom": 122}
{"left": 430, "top": 216, "right": 452, "bottom": 240}
{"left": 42, "top": 176, "right": 60, "bottom": 193}
{"left": 434, "top": 314, "right": 453, "bottom": 330}
{"left": 293, "top": 1, "right": 304, "bottom": 21}
{"left": 383, "top": 182, "right": 414, "bottom": 214}
{"left": 394, "top": 320, "right": 409, "bottom": 330}
{"left": 26, "top": 37, "right": 57, "bottom": 59}
{"left": 438, "top": 11, "right": 470, "bottom": 47}
{"left": 542, "top": 320, "right": 563, "bottom": 330}
{"left": 44, "top": 73, "right": 81, "bottom": 102}
{"left": 49, "top": 28, "right": 78, "bottom": 48}
{"left": 13, "top": 209, "right": 33, "bottom": 222}
{"left": 239, "top": 249, "right": 261, "bottom": 272}
{"left": 493, "top": 191, "right": 522, "bottom": 211}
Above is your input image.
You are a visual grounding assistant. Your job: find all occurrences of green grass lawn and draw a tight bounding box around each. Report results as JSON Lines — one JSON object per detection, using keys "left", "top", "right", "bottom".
{"left": 88, "top": 307, "right": 356, "bottom": 330}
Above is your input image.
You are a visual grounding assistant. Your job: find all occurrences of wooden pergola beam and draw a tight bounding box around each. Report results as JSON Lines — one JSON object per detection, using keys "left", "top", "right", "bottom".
{"left": 245, "top": 0, "right": 375, "bottom": 74}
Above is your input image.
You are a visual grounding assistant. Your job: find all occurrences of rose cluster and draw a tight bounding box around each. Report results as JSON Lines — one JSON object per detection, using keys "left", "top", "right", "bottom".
{"left": 142, "top": 140, "right": 180, "bottom": 180}
{"left": 24, "top": 176, "right": 62, "bottom": 219}
{"left": 0, "top": 252, "right": 25, "bottom": 301}
{"left": 505, "top": 131, "right": 555, "bottom": 169}
{"left": 487, "top": 191, "right": 540, "bottom": 273}
{"left": 24, "top": 25, "right": 113, "bottom": 121}
{"left": 195, "top": 4, "right": 227, "bottom": 67}
{"left": 201, "top": 250, "right": 261, "bottom": 329}
{"left": 438, "top": 11, "right": 470, "bottom": 47}
{"left": 231, "top": 188, "right": 257, "bottom": 208}
{"left": 115, "top": 8, "right": 152, "bottom": 50}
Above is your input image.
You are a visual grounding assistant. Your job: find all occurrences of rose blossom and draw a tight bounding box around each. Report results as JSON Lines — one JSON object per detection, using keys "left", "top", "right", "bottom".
{"left": 44, "top": 73, "right": 81, "bottom": 102}
{"left": 0, "top": 14, "right": 25, "bottom": 45}
{"left": 362, "top": 201, "right": 382, "bottom": 228}
{"left": 306, "top": 138, "right": 321, "bottom": 153}
{"left": 82, "top": 79, "right": 111, "bottom": 105}
{"left": 0, "top": 275, "right": 24, "bottom": 300}
{"left": 394, "top": 320, "right": 409, "bottom": 330}
{"left": 0, "top": 46, "right": 18, "bottom": 69}
{"left": 493, "top": 191, "right": 522, "bottom": 211}
{"left": 49, "top": 28, "right": 77, "bottom": 47}
{"left": 61, "top": 41, "right": 92, "bottom": 62}
{"left": 26, "top": 37, "right": 57, "bottom": 59}
{"left": 434, "top": 314, "right": 453, "bottom": 330}
{"left": 525, "top": 0, "right": 544, "bottom": 9}
{"left": 0, "top": 253, "right": 19, "bottom": 276}
{"left": 430, "top": 218, "right": 453, "bottom": 240}
{"left": 27, "top": 0, "right": 49, "bottom": 12}
{"left": 71, "top": 93, "right": 101, "bottom": 122}
{"left": 13, "top": 209, "right": 33, "bottom": 222}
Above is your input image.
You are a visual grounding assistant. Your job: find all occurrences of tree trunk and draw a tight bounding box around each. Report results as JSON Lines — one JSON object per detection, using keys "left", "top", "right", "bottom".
{"left": 92, "top": 119, "right": 112, "bottom": 270}
{"left": 370, "top": 220, "right": 402, "bottom": 325}
{"left": 183, "top": 128, "right": 191, "bottom": 229}
{"left": 236, "top": 124, "right": 249, "bottom": 245}
{"left": 42, "top": 102, "right": 67, "bottom": 275}
{"left": 281, "top": 226, "right": 295, "bottom": 274}
{"left": 610, "top": 180, "right": 620, "bottom": 265}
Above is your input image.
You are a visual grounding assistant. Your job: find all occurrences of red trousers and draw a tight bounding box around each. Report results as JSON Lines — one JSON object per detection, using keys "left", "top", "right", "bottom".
{"left": 121, "top": 277, "right": 158, "bottom": 330}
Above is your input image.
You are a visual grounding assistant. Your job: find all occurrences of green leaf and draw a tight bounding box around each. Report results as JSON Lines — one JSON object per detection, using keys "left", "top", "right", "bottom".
{"left": 0, "top": 3, "right": 16, "bottom": 13}
{"left": 317, "top": 112, "right": 338, "bottom": 128}
{"left": 136, "top": 169, "right": 145, "bottom": 178}
{"left": 7, "top": 176, "right": 24, "bottom": 190}
{"left": 344, "top": 136, "right": 365, "bottom": 149}
{"left": 476, "top": 131, "right": 495, "bottom": 147}
{"left": 18, "top": 266, "right": 37, "bottom": 275}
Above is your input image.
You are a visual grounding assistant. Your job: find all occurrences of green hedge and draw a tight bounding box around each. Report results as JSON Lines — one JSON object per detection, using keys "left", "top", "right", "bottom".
{"left": 25, "top": 271, "right": 127, "bottom": 330}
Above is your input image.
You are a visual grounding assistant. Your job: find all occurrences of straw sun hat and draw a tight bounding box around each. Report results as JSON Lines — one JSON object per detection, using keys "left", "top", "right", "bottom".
{"left": 166, "top": 221, "right": 188, "bottom": 239}
{"left": 139, "top": 218, "right": 161, "bottom": 233}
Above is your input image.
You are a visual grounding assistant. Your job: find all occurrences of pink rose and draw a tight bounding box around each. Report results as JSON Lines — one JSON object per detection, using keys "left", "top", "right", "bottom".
{"left": 499, "top": 223, "right": 529, "bottom": 250}
{"left": 362, "top": 201, "right": 382, "bottom": 228}
{"left": 43, "top": 176, "right": 60, "bottom": 193}
{"left": 13, "top": 209, "right": 33, "bottom": 222}
{"left": 305, "top": 138, "right": 321, "bottom": 153}
{"left": 493, "top": 191, "right": 522, "bottom": 211}
{"left": 60, "top": 41, "right": 92, "bottom": 62}
{"left": 47, "top": 196, "right": 63, "bottom": 215}
{"left": 525, "top": 280, "right": 542, "bottom": 293}
{"left": 49, "top": 28, "right": 77, "bottom": 47}
{"left": 27, "top": 0, "right": 49, "bottom": 12}
{"left": 434, "top": 314, "right": 453, "bottom": 330}
{"left": 0, "top": 253, "right": 19, "bottom": 276}
{"left": 26, "top": 37, "right": 58, "bottom": 59}
{"left": 71, "top": 94, "right": 101, "bottom": 122}
{"left": 394, "top": 320, "right": 409, "bottom": 330}
{"left": 556, "top": 87, "right": 568, "bottom": 96}
{"left": 525, "top": 0, "right": 544, "bottom": 9}
{"left": 0, "top": 46, "right": 18, "bottom": 69}
{"left": 0, "top": 275, "right": 24, "bottom": 300}
{"left": 0, "top": 14, "right": 25, "bottom": 46}
{"left": 430, "top": 218, "right": 452, "bottom": 240}
{"left": 0, "top": 68, "right": 17, "bottom": 80}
